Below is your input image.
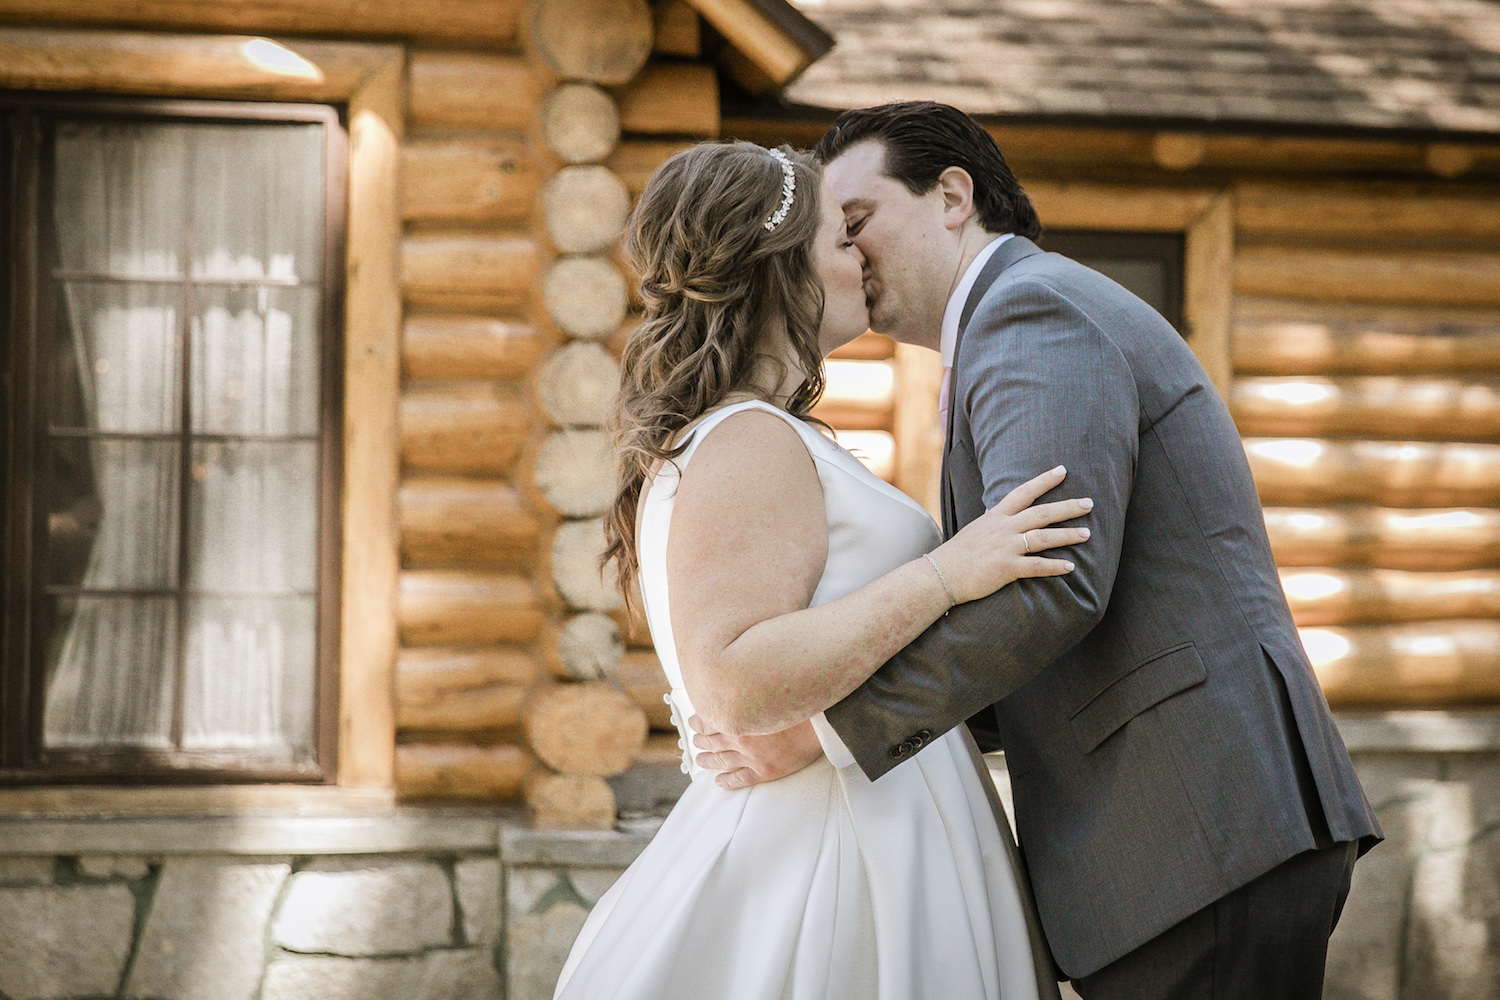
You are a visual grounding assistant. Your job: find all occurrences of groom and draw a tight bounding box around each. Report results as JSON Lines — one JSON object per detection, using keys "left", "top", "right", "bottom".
{"left": 695, "top": 102, "right": 1381, "bottom": 998}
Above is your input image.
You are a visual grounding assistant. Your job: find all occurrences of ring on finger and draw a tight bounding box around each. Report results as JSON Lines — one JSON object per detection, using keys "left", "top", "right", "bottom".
{"left": 1023, "top": 530, "right": 1033, "bottom": 554}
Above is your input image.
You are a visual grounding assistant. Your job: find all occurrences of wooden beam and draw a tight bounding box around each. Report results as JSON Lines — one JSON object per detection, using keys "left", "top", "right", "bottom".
{"left": 1236, "top": 246, "right": 1500, "bottom": 308}
{"left": 616, "top": 62, "right": 718, "bottom": 137}
{"left": 606, "top": 139, "right": 695, "bottom": 197}
{"left": 401, "top": 137, "right": 541, "bottom": 224}
{"left": 1236, "top": 182, "right": 1500, "bottom": 241}
{"left": 398, "top": 571, "right": 547, "bottom": 646}
{"left": 1266, "top": 506, "right": 1500, "bottom": 572}
{"left": 0, "top": 0, "right": 523, "bottom": 46}
{"left": 399, "top": 476, "right": 542, "bottom": 569}
{"left": 523, "top": 682, "right": 649, "bottom": 777}
{"left": 399, "top": 382, "right": 531, "bottom": 475}
{"left": 529, "top": 0, "right": 654, "bottom": 86}
{"left": 829, "top": 332, "right": 896, "bottom": 361}
{"left": 891, "top": 343, "right": 943, "bottom": 520}
{"left": 337, "top": 47, "right": 404, "bottom": 791}
{"left": 1232, "top": 298, "right": 1500, "bottom": 376}
{"left": 1305, "top": 620, "right": 1500, "bottom": 707}
{"left": 613, "top": 650, "right": 672, "bottom": 729}
{"left": 1283, "top": 568, "right": 1500, "bottom": 627}
{"left": 1232, "top": 376, "right": 1500, "bottom": 443}
{"left": 686, "top": 0, "right": 819, "bottom": 85}
{"left": 653, "top": 0, "right": 701, "bottom": 58}
{"left": 1183, "top": 191, "right": 1234, "bottom": 399}
{"left": 407, "top": 51, "right": 543, "bottom": 132}
{"left": 401, "top": 233, "right": 539, "bottom": 313}
{"left": 810, "top": 358, "right": 895, "bottom": 431}
{"left": 0, "top": 26, "right": 396, "bottom": 102}
{"left": 402, "top": 314, "right": 544, "bottom": 382}
{"left": 395, "top": 744, "right": 533, "bottom": 801}
{"left": 1025, "top": 181, "right": 1215, "bottom": 232}
{"left": 1245, "top": 438, "right": 1500, "bottom": 508}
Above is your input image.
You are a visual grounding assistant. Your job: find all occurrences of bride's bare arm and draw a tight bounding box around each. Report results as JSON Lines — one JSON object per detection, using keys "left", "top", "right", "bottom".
{"left": 669, "top": 410, "right": 1090, "bottom": 737}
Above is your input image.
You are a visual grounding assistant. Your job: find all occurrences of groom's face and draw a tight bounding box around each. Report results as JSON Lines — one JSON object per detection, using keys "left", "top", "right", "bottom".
{"left": 823, "top": 140, "right": 955, "bottom": 348}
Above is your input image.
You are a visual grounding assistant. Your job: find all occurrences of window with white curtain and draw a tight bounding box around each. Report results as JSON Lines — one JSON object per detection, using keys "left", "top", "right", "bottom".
{"left": 1, "top": 96, "right": 345, "bottom": 783}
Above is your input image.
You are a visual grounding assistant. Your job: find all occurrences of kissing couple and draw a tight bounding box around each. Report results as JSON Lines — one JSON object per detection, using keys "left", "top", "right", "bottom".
{"left": 553, "top": 101, "right": 1382, "bottom": 1000}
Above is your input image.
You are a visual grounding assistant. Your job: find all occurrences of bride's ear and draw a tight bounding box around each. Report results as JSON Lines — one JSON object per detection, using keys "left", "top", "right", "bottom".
{"left": 937, "top": 167, "right": 976, "bottom": 231}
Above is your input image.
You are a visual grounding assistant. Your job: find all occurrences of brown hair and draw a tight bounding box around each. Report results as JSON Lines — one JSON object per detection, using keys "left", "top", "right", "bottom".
{"left": 603, "top": 141, "right": 826, "bottom": 614}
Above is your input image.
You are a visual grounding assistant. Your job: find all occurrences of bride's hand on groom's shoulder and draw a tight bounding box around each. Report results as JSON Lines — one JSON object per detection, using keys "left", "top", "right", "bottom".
{"left": 929, "top": 466, "right": 1093, "bottom": 604}
{"left": 689, "top": 716, "right": 824, "bottom": 790}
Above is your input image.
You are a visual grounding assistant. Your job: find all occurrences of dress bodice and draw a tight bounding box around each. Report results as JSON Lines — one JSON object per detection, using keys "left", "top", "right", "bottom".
{"left": 636, "top": 399, "right": 941, "bottom": 775}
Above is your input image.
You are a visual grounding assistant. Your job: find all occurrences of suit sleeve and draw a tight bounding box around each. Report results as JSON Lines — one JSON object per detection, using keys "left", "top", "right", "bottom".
{"left": 824, "top": 278, "right": 1140, "bottom": 780}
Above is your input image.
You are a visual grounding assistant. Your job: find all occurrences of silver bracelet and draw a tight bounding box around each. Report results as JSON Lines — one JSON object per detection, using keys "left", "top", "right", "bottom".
{"left": 921, "top": 552, "right": 957, "bottom": 611}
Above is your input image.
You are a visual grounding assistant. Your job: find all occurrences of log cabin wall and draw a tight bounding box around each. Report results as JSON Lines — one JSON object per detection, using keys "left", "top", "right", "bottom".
{"left": 1228, "top": 183, "right": 1500, "bottom": 710}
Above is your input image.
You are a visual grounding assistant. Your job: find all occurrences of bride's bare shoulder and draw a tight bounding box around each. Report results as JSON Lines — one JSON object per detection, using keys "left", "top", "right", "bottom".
{"left": 674, "top": 408, "right": 821, "bottom": 509}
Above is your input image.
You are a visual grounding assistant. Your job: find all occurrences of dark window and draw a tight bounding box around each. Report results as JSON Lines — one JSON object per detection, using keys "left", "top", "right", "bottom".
{"left": 1, "top": 94, "right": 345, "bottom": 784}
{"left": 1038, "top": 230, "right": 1184, "bottom": 333}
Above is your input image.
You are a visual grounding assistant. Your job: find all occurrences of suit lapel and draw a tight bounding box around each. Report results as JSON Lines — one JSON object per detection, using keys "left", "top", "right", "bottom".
{"left": 939, "top": 236, "right": 1045, "bottom": 536}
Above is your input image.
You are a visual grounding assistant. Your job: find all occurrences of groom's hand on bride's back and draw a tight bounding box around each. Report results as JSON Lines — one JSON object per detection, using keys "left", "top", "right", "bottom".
{"left": 690, "top": 716, "right": 824, "bottom": 789}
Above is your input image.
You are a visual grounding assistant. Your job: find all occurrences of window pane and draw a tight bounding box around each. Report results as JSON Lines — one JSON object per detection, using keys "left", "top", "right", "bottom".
{"left": 42, "top": 595, "right": 177, "bottom": 749}
{"left": 187, "top": 441, "right": 319, "bottom": 594}
{"left": 182, "top": 596, "right": 315, "bottom": 756}
{"left": 50, "top": 281, "right": 181, "bottom": 433}
{"left": 53, "top": 121, "right": 188, "bottom": 278}
{"left": 189, "top": 123, "right": 325, "bottom": 281}
{"left": 1072, "top": 256, "right": 1170, "bottom": 320}
{"left": 44, "top": 439, "right": 180, "bottom": 589}
{"left": 191, "top": 286, "right": 321, "bottom": 436}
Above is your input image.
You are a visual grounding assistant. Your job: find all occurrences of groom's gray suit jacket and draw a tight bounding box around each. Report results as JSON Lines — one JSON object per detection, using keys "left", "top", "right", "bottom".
{"left": 823, "top": 236, "right": 1381, "bottom": 979}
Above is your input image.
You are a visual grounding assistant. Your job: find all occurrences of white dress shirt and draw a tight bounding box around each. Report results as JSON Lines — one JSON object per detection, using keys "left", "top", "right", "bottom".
{"left": 812, "top": 232, "right": 1016, "bottom": 770}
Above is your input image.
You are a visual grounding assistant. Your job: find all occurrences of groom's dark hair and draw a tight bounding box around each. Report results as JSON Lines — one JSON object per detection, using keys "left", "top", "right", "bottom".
{"left": 812, "top": 102, "right": 1041, "bottom": 240}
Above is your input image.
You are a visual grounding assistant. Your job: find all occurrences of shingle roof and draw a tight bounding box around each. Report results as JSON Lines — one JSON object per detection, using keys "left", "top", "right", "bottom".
{"left": 783, "top": 0, "right": 1500, "bottom": 134}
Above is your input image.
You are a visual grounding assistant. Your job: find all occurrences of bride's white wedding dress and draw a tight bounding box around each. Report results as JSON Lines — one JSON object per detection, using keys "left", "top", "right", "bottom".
{"left": 554, "top": 399, "right": 1051, "bottom": 1000}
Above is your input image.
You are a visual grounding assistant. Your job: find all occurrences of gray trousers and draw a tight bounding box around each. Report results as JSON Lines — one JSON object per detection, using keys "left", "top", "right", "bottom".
{"left": 1072, "top": 840, "right": 1359, "bottom": 1000}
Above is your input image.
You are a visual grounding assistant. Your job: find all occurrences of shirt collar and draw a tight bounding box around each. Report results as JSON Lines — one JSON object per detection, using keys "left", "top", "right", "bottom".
{"left": 939, "top": 233, "right": 1014, "bottom": 367}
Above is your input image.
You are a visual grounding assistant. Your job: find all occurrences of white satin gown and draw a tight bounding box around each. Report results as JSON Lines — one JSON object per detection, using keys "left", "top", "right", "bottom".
{"left": 554, "top": 399, "right": 1049, "bottom": 1000}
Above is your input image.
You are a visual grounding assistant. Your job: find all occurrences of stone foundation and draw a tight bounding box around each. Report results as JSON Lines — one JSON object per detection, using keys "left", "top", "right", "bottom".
{"left": 0, "top": 713, "right": 1494, "bottom": 1000}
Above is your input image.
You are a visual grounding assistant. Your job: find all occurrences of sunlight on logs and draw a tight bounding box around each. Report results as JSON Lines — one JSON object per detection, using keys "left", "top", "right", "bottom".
{"left": 240, "top": 38, "right": 322, "bottom": 81}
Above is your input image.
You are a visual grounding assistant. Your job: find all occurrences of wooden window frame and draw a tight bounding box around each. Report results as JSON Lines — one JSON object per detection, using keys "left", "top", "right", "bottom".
{"left": 1036, "top": 229, "right": 1186, "bottom": 333}
{"left": 1, "top": 92, "right": 347, "bottom": 785}
{"left": 0, "top": 27, "right": 403, "bottom": 813}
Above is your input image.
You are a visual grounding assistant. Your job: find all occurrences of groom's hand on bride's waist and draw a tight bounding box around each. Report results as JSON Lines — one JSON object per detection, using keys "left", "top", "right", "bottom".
{"left": 689, "top": 717, "right": 824, "bottom": 789}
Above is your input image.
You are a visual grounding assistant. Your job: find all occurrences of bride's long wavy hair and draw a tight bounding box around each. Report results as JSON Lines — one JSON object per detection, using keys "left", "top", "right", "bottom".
{"left": 604, "top": 141, "right": 827, "bottom": 614}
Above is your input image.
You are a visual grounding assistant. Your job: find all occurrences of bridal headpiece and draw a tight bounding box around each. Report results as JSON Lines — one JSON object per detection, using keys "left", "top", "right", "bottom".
{"left": 763, "top": 147, "right": 796, "bottom": 231}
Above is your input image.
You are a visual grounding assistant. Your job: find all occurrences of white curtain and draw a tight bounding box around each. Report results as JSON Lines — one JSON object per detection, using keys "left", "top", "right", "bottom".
{"left": 42, "top": 120, "right": 325, "bottom": 760}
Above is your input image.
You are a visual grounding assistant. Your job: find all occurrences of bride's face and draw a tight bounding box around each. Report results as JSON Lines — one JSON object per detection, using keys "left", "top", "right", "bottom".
{"left": 812, "top": 178, "right": 869, "bottom": 357}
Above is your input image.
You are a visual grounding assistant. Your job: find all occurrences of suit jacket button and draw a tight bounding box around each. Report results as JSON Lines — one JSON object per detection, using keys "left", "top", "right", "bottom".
{"left": 914, "top": 729, "right": 932, "bottom": 747}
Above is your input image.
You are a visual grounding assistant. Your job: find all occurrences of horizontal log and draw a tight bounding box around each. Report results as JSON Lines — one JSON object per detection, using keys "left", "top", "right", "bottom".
{"left": 0, "top": 26, "right": 386, "bottom": 102}
{"left": 401, "top": 233, "right": 538, "bottom": 312}
{"left": 1236, "top": 246, "right": 1500, "bottom": 308}
{"left": 399, "top": 476, "right": 541, "bottom": 567}
{"left": 0, "top": 1, "right": 522, "bottom": 46}
{"left": 1231, "top": 376, "right": 1500, "bottom": 442}
{"left": 635, "top": 730, "right": 686, "bottom": 767}
{"left": 832, "top": 429, "right": 896, "bottom": 482}
{"left": 828, "top": 331, "right": 896, "bottom": 361}
{"left": 613, "top": 649, "right": 671, "bottom": 729}
{"left": 398, "top": 647, "right": 542, "bottom": 693}
{"left": 541, "top": 611, "right": 625, "bottom": 680}
{"left": 1232, "top": 298, "right": 1500, "bottom": 376}
{"left": 403, "top": 314, "right": 543, "bottom": 381}
{"left": 395, "top": 743, "right": 533, "bottom": 801}
{"left": 537, "top": 342, "right": 621, "bottom": 427}
{"left": 1236, "top": 183, "right": 1500, "bottom": 241}
{"left": 407, "top": 51, "right": 542, "bottom": 131}
{"left": 1025, "top": 180, "right": 1216, "bottom": 232}
{"left": 397, "top": 681, "right": 528, "bottom": 732}
{"left": 531, "top": 0, "right": 653, "bottom": 86}
{"left": 525, "top": 770, "right": 615, "bottom": 829}
{"left": 1245, "top": 438, "right": 1500, "bottom": 508}
{"left": 400, "top": 382, "right": 531, "bottom": 475}
{"left": 398, "top": 570, "right": 546, "bottom": 645}
{"left": 810, "top": 359, "right": 895, "bottom": 430}
{"left": 616, "top": 62, "right": 718, "bottom": 137}
{"left": 654, "top": 0, "right": 700, "bottom": 58}
{"left": 1303, "top": 620, "right": 1500, "bottom": 707}
{"left": 1266, "top": 506, "right": 1500, "bottom": 571}
{"left": 401, "top": 138, "right": 541, "bottom": 224}
{"left": 524, "top": 681, "right": 649, "bottom": 776}
{"left": 1283, "top": 568, "right": 1500, "bottom": 627}
{"left": 541, "top": 83, "right": 621, "bottom": 165}
{"left": 606, "top": 139, "right": 695, "bottom": 196}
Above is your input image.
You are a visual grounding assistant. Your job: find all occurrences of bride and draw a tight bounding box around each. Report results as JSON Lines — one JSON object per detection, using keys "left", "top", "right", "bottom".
{"left": 553, "top": 142, "right": 1090, "bottom": 1000}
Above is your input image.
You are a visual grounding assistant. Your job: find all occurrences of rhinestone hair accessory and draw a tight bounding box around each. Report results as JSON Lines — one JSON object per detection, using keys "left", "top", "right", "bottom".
{"left": 763, "top": 147, "right": 796, "bottom": 231}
